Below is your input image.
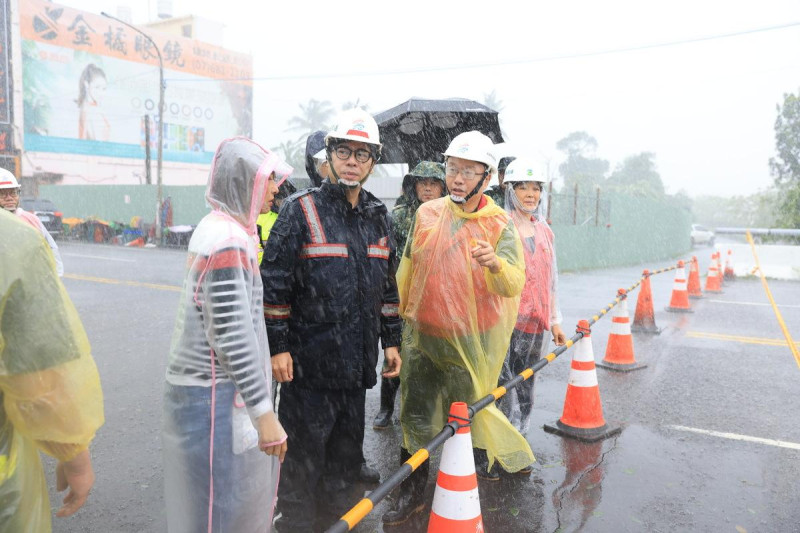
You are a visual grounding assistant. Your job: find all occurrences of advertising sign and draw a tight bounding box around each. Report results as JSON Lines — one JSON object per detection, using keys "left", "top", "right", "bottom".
{"left": 21, "top": 0, "right": 252, "bottom": 163}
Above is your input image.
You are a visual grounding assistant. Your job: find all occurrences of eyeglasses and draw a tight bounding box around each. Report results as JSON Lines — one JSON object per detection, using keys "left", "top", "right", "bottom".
{"left": 334, "top": 146, "right": 373, "bottom": 163}
{"left": 0, "top": 189, "right": 19, "bottom": 198}
{"left": 445, "top": 165, "right": 486, "bottom": 181}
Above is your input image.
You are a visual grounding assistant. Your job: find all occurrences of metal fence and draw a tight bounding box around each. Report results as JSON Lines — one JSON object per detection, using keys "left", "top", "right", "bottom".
{"left": 547, "top": 187, "right": 611, "bottom": 227}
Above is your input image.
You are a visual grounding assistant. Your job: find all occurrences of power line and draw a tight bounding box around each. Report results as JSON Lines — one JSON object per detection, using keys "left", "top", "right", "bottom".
{"left": 166, "top": 20, "right": 800, "bottom": 83}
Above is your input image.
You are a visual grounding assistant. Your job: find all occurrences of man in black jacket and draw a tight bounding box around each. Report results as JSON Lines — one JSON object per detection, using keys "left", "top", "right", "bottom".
{"left": 262, "top": 108, "right": 402, "bottom": 531}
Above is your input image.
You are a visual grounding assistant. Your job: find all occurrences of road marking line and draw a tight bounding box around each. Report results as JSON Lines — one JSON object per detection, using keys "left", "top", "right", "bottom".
{"left": 64, "top": 273, "right": 181, "bottom": 292}
{"left": 686, "top": 330, "right": 800, "bottom": 347}
{"left": 706, "top": 299, "right": 800, "bottom": 309}
{"left": 62, "top": 253, "right": 137, "bottom": 263}
{"left": 746, "top": 230, "right": 800, "bottom": 369}
{"left": 667, "top": 425, "right": 800, "bottom": 451}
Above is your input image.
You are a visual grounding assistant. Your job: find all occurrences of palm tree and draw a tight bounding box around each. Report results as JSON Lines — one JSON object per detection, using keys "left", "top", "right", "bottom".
{"left": 287, "top": 99, "right": 335, "bottom": 136}
{"left": 272, "top": 138, "right": 306, "bottom": 177}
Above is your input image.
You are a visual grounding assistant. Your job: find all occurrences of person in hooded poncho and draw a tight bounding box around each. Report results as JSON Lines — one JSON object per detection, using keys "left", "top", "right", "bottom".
{"left": 162, "top": 137, "right": 290, "bottom": 533}
{"left": 383, "top": 131, "right": 534, "bottom": 527}
{"left": 0, "top": 209, "right": 104, "bottom": 533}
{"left": 496, "top": 159, "right": 566, "bottom": 468}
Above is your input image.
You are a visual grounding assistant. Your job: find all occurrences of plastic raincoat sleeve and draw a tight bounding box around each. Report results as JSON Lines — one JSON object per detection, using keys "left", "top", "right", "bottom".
{"left": 260, "top": 200, "right": 304, "bottom": 355}
{"left": 199, "top": 244, "right": 273, "bottom": 421}
{"left": 0, "top": 230, "right": 103, "bottom": 461}
{"left": 380, "top": 212, "right": 402, "bottom": 349}
{"left": 483, "top": 220, "right": 526, "bottom": 298}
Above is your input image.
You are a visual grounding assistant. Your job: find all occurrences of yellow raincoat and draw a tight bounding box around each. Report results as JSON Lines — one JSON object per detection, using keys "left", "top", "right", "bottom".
{"left": 397, "top": 196, "right": 534, "bottom": 472}
{"left": 0, "top": 210, "right": 104, "bottom": 532}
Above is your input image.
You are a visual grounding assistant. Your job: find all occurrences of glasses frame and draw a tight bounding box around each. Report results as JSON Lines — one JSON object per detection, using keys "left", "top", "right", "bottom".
{"left": 0, "top": 189, "right": 19, "bottom": 198}
{"left": 444, "top": 164, "right": 488, "bottom": 181}
{"left": 333, "top": 145, "right": 373, "bottom": 164}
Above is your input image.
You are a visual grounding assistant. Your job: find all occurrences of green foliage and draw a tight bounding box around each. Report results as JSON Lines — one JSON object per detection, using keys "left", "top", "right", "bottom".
{"left": 286, "top": 99, "right": 335, "bottom": 137}
{"left": 770, "top": 89, "right": 800, "bottom": 228}
{"left": 691, "top": 190, "right": 779, "bottom": 228}
{"left": 271, "top": 138, "right": 306, "bottom": 179}
{"left": 605, "top": 152, "right": 665, "bottom": 198}
{"left": 556, "top": 131, "right": 609, "bottom": 193}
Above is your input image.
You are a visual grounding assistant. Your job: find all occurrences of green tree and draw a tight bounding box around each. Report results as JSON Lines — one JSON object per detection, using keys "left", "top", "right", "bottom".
{"left": 271, "top": 138, "right": 306, "bottom": 179}
{"left": 287, "top": 99, "right": 335, "bottom": 137}
{"left": 769, "top": 89, "right": 800, "bottom": 227}
{"left": 605, "top": 152, "right": 665, "bottom": 198}
{"left": 556, "top": 131, "right": 609, "bottom": 193}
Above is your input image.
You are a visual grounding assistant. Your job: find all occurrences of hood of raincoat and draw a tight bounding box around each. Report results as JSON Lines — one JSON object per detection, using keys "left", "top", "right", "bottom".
{"left": 305, "top": 130, "right": 327, "bottom": 187}
{"left": 504, "top": 181, "right": 548, "bottom": 222}
{"left": 206, "top": 137, "right": 292, "bottom": 233}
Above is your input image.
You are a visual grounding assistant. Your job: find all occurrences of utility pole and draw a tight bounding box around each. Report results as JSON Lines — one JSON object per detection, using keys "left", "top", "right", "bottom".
{"left": 101, "top": 12, "right": 164, "bottom": 242}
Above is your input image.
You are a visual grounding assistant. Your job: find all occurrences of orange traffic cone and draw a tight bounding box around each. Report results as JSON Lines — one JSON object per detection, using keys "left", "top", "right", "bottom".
{"left": 631, "top": 270, "right": 661, "bottom": 334}
{"left": 545, "top": 321, "right": 621, "bottom": 442}
{"left": 716, "top": 252, "right": 725, "bottom": 286}
{"left": 665, "top": 261, "right": 692, "bottom": 313}
{"left": 724, "top": 249, "right": 736, "bottom": 280}
{"left": 687, "top": 256, "right": 703, "bottom": 299}
{"left": 427, "top": 402, "right": 484, "bottom": 533}
{"left": 704, "top": 255, "right": 723, "bottom": 293}
{"left": 598, "top": 289, "right": 647, "bottom": 372}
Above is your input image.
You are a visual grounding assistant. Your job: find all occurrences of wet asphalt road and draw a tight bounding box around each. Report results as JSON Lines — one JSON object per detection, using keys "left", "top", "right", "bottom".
{"left": 47, "top": 240, "right": 800, "bottom": 533}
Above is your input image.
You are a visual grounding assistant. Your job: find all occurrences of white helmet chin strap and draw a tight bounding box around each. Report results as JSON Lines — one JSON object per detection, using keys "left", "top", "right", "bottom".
{"left": 449, "top": 193, "right": 465, "bottom": 204}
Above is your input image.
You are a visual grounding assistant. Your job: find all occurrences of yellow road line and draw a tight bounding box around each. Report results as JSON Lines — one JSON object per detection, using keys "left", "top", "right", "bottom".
{"left": 746, "top": 231, "right": 800, "bottom": 369}
{"left": 64, "top": 273, "right": 182, "bottom": 292}
{"left": 687, "top": 330, "right": 800, "bottom": 347}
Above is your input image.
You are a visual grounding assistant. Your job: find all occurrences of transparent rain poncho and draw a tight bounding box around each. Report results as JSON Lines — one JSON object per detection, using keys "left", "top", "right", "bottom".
{"left": 397, "top": 196, "right": 535, "bottom": 472}
{"left": 163, "top": 138, "right": 291, "bottom": 533}
{"left": 0, "top": 211, "right": 104, "bottom": 533}
{"left": 498, "top": 185, "right": 562, "bottom": 433}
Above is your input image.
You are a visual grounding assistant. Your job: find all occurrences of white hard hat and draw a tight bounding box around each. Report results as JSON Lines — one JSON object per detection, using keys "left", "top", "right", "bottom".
{"left": 0, "top": 168, "right": 19, "bottom": 189}
{"left": 442, "top": 131, "right": 497, "bottom": 174}
{"left": 313, "top": 148, "right": 327, "bottom": 161}
{"left": 503, "top": 158, "right": 550, "bottom": 185}
{"left": 325, "top": 108, "right": 382, "bottom": 156}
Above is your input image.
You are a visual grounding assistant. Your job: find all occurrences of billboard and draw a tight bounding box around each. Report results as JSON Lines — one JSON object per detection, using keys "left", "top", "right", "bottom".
{"left": 21, "top": 0, "right": 252, "bottom": 164}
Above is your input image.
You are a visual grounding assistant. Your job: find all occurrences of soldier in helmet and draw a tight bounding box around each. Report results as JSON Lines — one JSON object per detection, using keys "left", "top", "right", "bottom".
{"left": 484, "top": 156, "right": 516, "bottom": 208}
{"left": 373, "top": 161, "right": 446, "bottom": 430}
{"left": 261, "top": 108, "right": 402, "bottom": 531}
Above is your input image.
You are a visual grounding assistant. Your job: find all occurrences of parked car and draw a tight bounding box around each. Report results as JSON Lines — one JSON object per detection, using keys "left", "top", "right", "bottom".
{"left": 691, "top": 223, "right": 715, "bottom": 246}
{"left": 20, "top": 197, "right": 64, "bottom": 236}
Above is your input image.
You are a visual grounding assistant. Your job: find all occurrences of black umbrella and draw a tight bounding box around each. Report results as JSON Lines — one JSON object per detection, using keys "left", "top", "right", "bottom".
{"left": 374, "top": 98, "right": 504, "bottom": 165}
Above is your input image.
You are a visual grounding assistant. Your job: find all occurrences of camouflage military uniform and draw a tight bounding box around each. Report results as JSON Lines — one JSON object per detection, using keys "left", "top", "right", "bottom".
{"left": 391, "top": 198, "right": 416, "bottom": 261}
{"left": 390, "top": 161, "right": 446, "bottom": 261}
{"left": 485, "top": 185, "right": 505, "bottom": 208}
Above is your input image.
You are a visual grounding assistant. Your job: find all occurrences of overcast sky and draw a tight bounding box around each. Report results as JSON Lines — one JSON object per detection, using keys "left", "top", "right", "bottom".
{"left": 60, "top": 0, "right": 800, "bottom": 197}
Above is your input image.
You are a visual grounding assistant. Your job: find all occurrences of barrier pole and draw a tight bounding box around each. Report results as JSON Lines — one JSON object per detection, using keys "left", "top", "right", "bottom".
{"left": 325, "top": 259, "right": 684, "bottom": 532}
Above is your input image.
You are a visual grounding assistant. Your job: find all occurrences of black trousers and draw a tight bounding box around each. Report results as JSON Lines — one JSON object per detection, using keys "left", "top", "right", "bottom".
{"left": 275, "top": 384, "right": 366, "bottom": 531}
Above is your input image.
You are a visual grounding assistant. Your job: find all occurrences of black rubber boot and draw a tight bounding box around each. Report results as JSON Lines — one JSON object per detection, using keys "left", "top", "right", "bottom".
{"left": 474, "top": 448, "right": 500, "bottom": 481}
{"left": 373, "top": 376, "right": 399, "bottom": 430}
{"left": 382, "top": 448, "right": 428, "bottom": 526}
